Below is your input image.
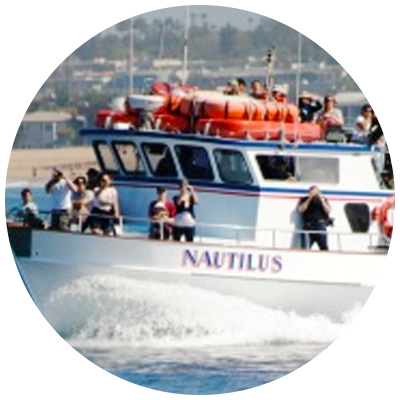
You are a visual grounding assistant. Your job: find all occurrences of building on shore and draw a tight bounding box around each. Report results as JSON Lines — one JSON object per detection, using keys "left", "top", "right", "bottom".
{"left": 15, "top": 111, "right": 86, "bottom": 148}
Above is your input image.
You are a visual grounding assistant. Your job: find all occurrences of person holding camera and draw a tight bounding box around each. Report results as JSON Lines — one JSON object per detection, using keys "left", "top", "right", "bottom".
{"left": 298, "top": 185, "right": 332, "bottom": 250}
{"left": 148, "top": 187, "right": 176, "bottom": 240}
{"left": 45, "top": 168, "right": 77, "bottom": 230}
{"left": 172, "top": 180, "right": 198, "bottom": 242}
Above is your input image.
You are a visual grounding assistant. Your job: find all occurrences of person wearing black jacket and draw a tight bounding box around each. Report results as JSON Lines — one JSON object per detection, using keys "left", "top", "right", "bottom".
{"left": 298, "top": 185, "right": 332, "bottom": 250}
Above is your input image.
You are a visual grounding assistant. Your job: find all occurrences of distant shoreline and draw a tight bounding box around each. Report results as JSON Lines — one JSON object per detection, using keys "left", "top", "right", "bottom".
{"left": 7, "top": 146, "right": 97, "bottom": 182}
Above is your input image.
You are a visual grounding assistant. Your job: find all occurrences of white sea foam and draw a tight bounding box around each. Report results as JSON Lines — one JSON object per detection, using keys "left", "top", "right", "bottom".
{"left": 44, "top": 274, "right": 344, "bottom": 349}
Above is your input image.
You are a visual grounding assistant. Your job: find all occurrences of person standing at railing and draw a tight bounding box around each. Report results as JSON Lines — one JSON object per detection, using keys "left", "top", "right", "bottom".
{"left": 88, "top": 173, "right": 120, "bottom": 235}
{"left": 71, "top": 176, "right": 94, "bottom": 231}
{"left": 45, "top": 168, "right": 76, "bottom": 231}
{"left": 172, "top": 180, "right": 198, "bottom": 242}
{"left": 15, "top": 188, "right": 44, "bottom": 229}
{"left": 148, "top": 187, "right": 176, "bottom": 240}
{"left": 298, "top": 185, "right": 332, "bottom": 250}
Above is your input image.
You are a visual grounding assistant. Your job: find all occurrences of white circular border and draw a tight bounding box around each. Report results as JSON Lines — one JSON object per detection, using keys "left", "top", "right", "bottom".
{"left": 1, "top": 1, "right": 399, "bottom": 399}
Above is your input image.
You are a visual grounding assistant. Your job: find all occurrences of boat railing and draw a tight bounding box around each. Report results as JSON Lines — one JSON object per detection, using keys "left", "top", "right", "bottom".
{"left": 17, "top": 209, "right": 387, "bottom": 254}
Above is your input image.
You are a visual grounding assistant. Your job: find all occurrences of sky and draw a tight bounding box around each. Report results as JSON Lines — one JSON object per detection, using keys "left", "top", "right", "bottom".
{"left": 127, "top": 5, "right": 270, "bottom": 30}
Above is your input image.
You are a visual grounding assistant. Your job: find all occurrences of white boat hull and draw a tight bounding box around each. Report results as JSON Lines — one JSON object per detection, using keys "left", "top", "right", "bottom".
{"left": 10, "top": 228, "right": 384, "bottom": 324}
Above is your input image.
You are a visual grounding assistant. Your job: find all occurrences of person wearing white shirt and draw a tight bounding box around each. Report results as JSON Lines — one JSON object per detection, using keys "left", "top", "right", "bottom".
{"left": 45, "top": 168, "right": 77, "bottom": 230}
{"left": 17, "top": 188, "right": 43, "bottom": 228}
{"left": 353, "top": 104, "right": 373, "bottom": 142}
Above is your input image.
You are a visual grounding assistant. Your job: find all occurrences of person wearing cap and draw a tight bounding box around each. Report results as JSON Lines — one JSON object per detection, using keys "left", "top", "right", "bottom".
{"left": 45, "top": 168, "right": 77, "bottom": 230}
{"left": 272, "top": 84, "right": 288, "bottom": 103}
{"left": 148, "top": 187, "right": 176, "bottom": 240}
{"left": 298, "top": 91, "right": 322, "bottom": 122}
{"left": 172, "top": 180, "right": 198, "bottom": 242}
{"left": 316, "top": 95, "right": 344, "bottom": 136}
{"left": 223, "top": 79, "right": 239, "bottom": 95}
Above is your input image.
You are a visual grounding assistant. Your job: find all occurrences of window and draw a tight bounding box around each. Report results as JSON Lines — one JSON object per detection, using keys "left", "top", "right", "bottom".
{"left": 296, "top": 157, "right": 339, "bottom": 184}
{"left": 93, "top": 141, "right": 119, "bottom": 173}
{"left": 42, "top": 122, "right": 54, "bottom": 133}
{"left": 175, "top": 145, "right": 214, "bottom": 181}
{"left": 256, "top": 155, "right": 295, "bottom": 180}
{"left": 112, "top": 142, "right": 145, "bottom": 175}
{"left": 141, "top": 143, "right": 177, "bottom": 177}
{"left": 344, "top": 203, "right": 370, "bottom": 233}
{"left": 214, "top": 149, "right": 252, "bottom": 184}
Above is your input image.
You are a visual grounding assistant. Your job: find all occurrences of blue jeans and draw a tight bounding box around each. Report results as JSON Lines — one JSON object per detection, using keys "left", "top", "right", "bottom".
{"left": 301, "top": 221, "right": 328, "bottom": 250}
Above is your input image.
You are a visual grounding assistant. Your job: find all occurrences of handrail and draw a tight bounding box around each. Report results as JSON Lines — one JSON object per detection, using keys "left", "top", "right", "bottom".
{"left": 19, "top": 209, "right": 386, "bottom": 253}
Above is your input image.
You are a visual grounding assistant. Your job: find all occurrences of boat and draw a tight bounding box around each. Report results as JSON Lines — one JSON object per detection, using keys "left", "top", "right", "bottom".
{"left": 7, "top": 87, "right": 395, "bottom": 324}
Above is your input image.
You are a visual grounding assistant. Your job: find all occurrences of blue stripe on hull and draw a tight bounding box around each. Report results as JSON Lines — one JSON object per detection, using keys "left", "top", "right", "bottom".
{"left": 114, "top": 176, "right": 394, "bottom": 199}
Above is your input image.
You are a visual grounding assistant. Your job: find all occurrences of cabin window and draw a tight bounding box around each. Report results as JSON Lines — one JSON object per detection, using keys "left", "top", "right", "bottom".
{"left": 112, "top": 142, "right": 145, "bottom": 175}
{"left": 175, "top": 145, "right": 214, "bottom": 181}
{"left": 344, "top": 203, "right": 370, "bottom": 233}
{"left": 141, "top": 143, "right": 177, "bottom": 177}
{"left": 256, "top": 155, "right": 295, "bottom": 180}
{"left": 214, "top": 149, "right": 252, "bottom": 184}
{"left": 296, "top": 157, "right": 339, "bottom": 184}
{"left": 93, "top": 141, "right": 119, "bottom": 173}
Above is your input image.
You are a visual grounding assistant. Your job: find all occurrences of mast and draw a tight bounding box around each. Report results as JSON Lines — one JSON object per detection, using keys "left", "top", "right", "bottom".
{"left": 182, "top": 6, "right": 190, "bottom": 84}
{"left": 128, "top": 17, "right": 134, "bottom": 94}
{"left": 295, "top": 32, "right": 302, "bottom": 105}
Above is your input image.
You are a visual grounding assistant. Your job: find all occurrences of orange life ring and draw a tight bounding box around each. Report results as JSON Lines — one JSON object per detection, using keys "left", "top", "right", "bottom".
{"left": 375, "top": 196, "right": 395, "bottom": 239}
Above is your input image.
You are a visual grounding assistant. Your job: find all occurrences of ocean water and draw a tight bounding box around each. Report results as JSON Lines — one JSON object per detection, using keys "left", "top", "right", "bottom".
{"left": 5, "top": 185, "right": 346, "bottom": 394}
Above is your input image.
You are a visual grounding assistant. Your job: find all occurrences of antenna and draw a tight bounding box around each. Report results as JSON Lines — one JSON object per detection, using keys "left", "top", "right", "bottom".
{"left": 295, "top": 33, "right": 302, "bottom": 105}
{"left": 182, "top": 6, "right": 190, "bottom": 84}
{"left": 265, "top": 46, "right": 275, "bottom": 99}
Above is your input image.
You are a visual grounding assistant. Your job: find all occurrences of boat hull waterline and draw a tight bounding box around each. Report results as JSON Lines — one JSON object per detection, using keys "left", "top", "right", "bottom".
{"left": 11, "top": 228, "right": 384, "bottom": 324}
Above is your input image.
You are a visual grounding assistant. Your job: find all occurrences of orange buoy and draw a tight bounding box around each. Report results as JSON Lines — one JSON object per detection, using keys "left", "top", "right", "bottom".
{"left": 265, "top": 102, "right": 279, "bottom": 121}
{"left": 285, "top": 104, "right": 300, "bottom": 123}
{"left": 373, "top": 196, "right": 395, "bottom": 239}
{"left": 155, "top": 114, "right": 190, "bottom": 133}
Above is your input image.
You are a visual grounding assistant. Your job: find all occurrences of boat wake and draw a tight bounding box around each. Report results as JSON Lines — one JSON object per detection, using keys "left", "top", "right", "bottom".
{"left": 44, "top": 274, "right": 344, "bottom": 349}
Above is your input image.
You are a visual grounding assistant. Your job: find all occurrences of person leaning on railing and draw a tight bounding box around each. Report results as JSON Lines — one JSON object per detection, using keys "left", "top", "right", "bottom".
{"left": 87, "top": 173, "right": 120, "bottom": 236}
{"left": 172, "top": 180, "right": 198, "bottom": 242}
{"left": 15, "top": 188, "right": 44, "bottom": 229}
{"left": 71, "top": 176, "right": 94, "bottom": 230}
{"left": 148, "top": 187, "right": 176, "bottom": 240}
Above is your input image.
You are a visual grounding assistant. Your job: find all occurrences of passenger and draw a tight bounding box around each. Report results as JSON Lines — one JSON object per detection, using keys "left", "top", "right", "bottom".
{"left": 237, "top": 77, "right": 248, "bottom": 96}
{"left": 172, "top": 180, "right": 198, "bottom": 242}
{"left": 17, "top": 188, "right": 44, "bottom": 228}
{"left": 223, "top": 79, "right": 240, "bottom": 96}
{"left": 316, "top": 95, "right": 344, "bottom": 136}
{"left": 353, "top": 104, "right": 373, "bottom": 141}
{"left": 45, "top": 168, "right": 76, "bottom": 231}
{"left": 86, "top": 168, "right": 101, "bottom": 190}
{"left": 88, "top": 173, "right": 120, "bottom": 235}
{"left": 148, "top": 187, "right": 176, "bottom": 240}
{"left": 298, "top": 185, "right": 332, "bottom": 250}
{"left": 71, "top": 176, "right": 94, "bottom": 230}
{"left": 272, "top": 84, "right": 288, "bottom": 103}
{"left": 298, "top": 91, "right": 322, "bottom": 122}
{"left": 250, "top": 80, "right": 268, "bottom": 100}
